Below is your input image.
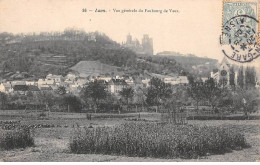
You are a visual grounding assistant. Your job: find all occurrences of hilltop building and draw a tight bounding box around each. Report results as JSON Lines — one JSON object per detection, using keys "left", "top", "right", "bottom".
{"left": 122, "top": 34, "right": 153, "bottom": 55}
{"left": 142, "top": 34, "right": 153, "bottom": 55}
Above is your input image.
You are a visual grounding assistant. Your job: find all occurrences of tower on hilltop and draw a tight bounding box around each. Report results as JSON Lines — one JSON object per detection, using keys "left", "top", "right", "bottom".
{"left": 126, "top": 33, "right": 132, "bottom": 44}
{"left": 142, "top": 34, "right": 153, "bottom": 55}
{"left": 122, "top": 34, "right": 154, "bottom": 56}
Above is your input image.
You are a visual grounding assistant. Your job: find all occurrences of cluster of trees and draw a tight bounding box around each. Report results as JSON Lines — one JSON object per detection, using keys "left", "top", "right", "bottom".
{"left": 1, "top": 70, "right": 258, "bottom": 117}
{"left": 80, "top": 80, "right": 136, "bottom": 113}
{"left": 187, "top": 77, "right": 259, "bottom": 117}
{"left": 155, "top": 52, "right": 218, "bottom": 77}
{"left": 0, "top": 80, "right": 136, "bottom": 113}
{"left": 236, "top": 66, "right": 257, "bottom": 89}
{"left": 137, "top": 55, "right": 186, "bottom": 76}
{"left": 0, "top": 89, "right": 81, "bottom": 112}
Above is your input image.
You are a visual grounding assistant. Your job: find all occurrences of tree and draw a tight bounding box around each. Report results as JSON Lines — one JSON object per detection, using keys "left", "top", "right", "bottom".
{"left": 229, "top": 66, "right": 235, "bottom": 86}
{"left": 133, "top": 87, "right": 147, "bottom": 112}
{"left": 187, "top": 82, "right": 205, "bottom": 111}
{"left": 56, "top": 86, "right": 66, "bottom": 95}
{"left": 25, "top": 91, "right": 36, "bottom": 109}
{"left": 62, "top": 94, "right": 82, "bottom": 112}
{"left": 99, "top": 93, "right": 119, "bottom": 113}
{"left": 245, "top": 67, "right": 256, "bottom": 89}
{"left": 0, "top": 92, "right": 8, "bottom": 109}
{"left": 187, "top": 75, "right": 195, "bottom": 85}
{"left": 232, "top": 88, "right": 259, "bottom": 118}
{"left": 203, "top": 78, "right": 222, "bottom": 110}
{"left": 37, "top": 91, "right": 55, "bottom": 112}
{"left": 237, "top": 66, "right": 244, "bottom": 89}
{"left": 119, "top": 87, "right": 134, "bottom": 111}
{"left": 162, "top": 85, "right": 188, "bottom": 124}
{"left": 80, "top": 80, "right": 107, "bottom": 113}
{"left": 146, "top": 77, "right": 172, "bottom": 113}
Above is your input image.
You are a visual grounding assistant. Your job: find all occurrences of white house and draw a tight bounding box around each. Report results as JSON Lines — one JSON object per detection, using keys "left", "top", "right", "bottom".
{"left": 65, "top": 72, "right": 78, "bottom": 83}
{"left": 46, "top": 74, "right": 63, "bottom": 85}
{"left": 163, "top": 76, "right": 188, "bottom": 85}
{"left": 125, "top": 77, "right": 135, "bottom": 87}
{"left": 25, "top": 81, "right": 36, "bottom": 86}
{"left": 0, "top": 82, "right": 13, "bottom": 93}
{"left": 96, "top": 76, "right": 112, "bottom": 82}
{"left": 201, "top": 77, "right": 208, "bottom": 83}
{"left": 38, "top": 78, "right": 54, "bottom": 88}
{"left": 164, "top": 77, "right": 178, "bottom": 85}
{"left": 142, "top": 78, "right": 150, "bottom": 88}
{"left": 178, "top": 76, "right": 189, "bottom": 84}
{"left": 11, "top": 81, "right": 26, "bottom": 86}
{"left": 108, "top": 79, "right": 128, "bottom": 95}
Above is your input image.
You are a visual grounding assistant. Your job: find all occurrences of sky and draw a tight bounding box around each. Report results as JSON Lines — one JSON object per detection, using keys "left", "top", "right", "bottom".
{"left": 0, "top": 0, "right": 260, "bottom": 67}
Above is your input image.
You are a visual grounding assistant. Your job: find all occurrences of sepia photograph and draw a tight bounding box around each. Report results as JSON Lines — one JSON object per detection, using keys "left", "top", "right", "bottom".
{"left": 0, "top": 0, "right": 259, "bottom": 162}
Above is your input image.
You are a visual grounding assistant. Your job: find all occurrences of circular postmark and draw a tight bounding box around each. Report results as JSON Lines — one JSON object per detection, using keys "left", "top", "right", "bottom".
{"left": 220, "top": 15, "right": 260, "bottom": 63}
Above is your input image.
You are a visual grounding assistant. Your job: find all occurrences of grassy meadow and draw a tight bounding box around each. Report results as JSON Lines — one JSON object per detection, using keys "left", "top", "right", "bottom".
{"left": 0, "top": 110, "right": 259, "bottom": 161}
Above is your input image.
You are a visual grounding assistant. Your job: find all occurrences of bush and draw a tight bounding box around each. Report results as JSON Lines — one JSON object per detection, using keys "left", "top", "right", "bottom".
{"left": 0, "top": 127, "right": 34, "bottom": 150}
{"left": 69, "top": 122, "right": 249, "bottom": 159}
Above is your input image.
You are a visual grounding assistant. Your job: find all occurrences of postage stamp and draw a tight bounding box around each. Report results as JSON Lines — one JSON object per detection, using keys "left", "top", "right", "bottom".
{"left": 221, "top": 0, "right": 260, "bottom": 63}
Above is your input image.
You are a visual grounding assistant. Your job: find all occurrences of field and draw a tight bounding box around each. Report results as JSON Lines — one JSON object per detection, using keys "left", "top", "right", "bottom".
{"left": 0, "top": 110, "right": 259, "bottom": 162}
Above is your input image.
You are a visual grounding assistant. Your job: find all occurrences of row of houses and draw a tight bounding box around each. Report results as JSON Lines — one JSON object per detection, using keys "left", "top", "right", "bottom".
{"left": 0, "top": 72, "right": 189, "bottom": 96}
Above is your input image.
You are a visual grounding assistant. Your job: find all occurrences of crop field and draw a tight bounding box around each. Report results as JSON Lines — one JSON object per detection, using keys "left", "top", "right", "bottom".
{"left": 0, "top": 110, "right": 259, "bottom": 162}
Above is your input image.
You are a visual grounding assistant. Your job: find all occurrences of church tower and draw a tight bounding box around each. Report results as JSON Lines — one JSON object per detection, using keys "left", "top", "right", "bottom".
{"left": 218, "top": 57, "right": 230, "bottom": 87}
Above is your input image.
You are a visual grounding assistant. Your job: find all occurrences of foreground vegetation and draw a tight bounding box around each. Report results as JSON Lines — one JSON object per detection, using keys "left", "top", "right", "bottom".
{"left": 70, "top": 122, "right": 249, "bottom": 159}
{"left": 0, "top": 126, "right": 34, "bottom": 150}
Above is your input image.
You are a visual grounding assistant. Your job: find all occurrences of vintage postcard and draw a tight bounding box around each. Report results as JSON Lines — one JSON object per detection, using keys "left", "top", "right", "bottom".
{"left": 0, "top": 0, "right": 259, "bottom": 162}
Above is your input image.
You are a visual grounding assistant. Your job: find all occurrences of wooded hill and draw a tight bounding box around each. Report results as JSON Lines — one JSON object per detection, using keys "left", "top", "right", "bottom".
{"left": 156, "top": 51, "right": 218, "bottom": 77}
{"left": 0, "top": 29, "right": 187, "bottom": 80}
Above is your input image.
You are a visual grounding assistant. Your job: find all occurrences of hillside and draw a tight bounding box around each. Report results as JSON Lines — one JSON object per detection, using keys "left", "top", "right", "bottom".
{"left": 70, "top": 61, "right": 124, "bottom": 77}
{"left": 136, "top": 55, "right": 187, "bottom": 76}
{"left": 156, "top": 51, "right": 218, "bottom": 77}
{"left": 0, "top": 30, "right": 137, "bottom": 80}
{"left": 0, "top": 29, "right": 187, "bottom": 80}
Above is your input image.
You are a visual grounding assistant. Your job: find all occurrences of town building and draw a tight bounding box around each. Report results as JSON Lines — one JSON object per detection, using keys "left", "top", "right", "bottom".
{"left": 39, "top": 85, "right": 53, "bottom": 91}
{"left": 38, "top": 78, "right": 54, "bottom": 87}
{"left": 11, "top": 81, "right": 26, "bottom": 86}
{"left": 96, "top": 76, "right": 112, "bottom": 82}
{"left": 46, "top": 74, "right": 63, "bottom": 85}
{"left": 25, "top": 81, "right": 37, "bottom": 86}
{"left": 108, "top": 79, "right": 128, "bottom": 95}
{"left": 141, "top": 78, "right": 150, "bottom": 88}
{"left": 65, "top": 72, "right": 78, "bottom": 83}
{"left": 0, "top": 82, "right": 13, "bottom": 93}
{"left": 163, "top": 76, "right": 189, "bottom": 85}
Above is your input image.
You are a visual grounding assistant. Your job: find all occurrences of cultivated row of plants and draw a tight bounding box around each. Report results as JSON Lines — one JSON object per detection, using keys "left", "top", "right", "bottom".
{"left": 69, "top": 122, "right": 249, "bottom": 159}
{"left": 0, "top": 126, "right": 34, "bottom": 150}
